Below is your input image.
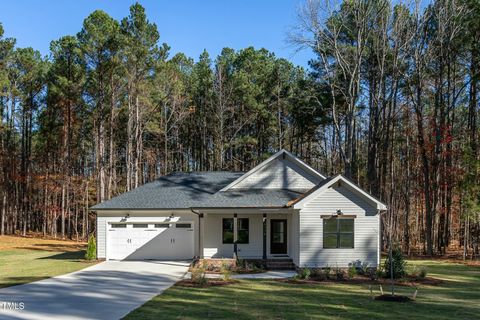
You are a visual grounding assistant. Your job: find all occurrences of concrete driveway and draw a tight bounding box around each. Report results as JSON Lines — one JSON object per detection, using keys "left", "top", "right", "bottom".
{"left": 0, "top": 260, "right": 190, "bottom": 320}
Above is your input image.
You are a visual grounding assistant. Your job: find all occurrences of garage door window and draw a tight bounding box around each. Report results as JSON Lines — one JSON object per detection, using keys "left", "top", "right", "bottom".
{"left": 111, "top": 224, "right": 126, "bottom": 228}
{"left": 175, "top": 223, "right": 191, "bottom": 228}
{"left": 133, "top": 224, "right": 148, "bottom": 228}
{"left": 154, "top": 223, "right": 170, "bottom": 228}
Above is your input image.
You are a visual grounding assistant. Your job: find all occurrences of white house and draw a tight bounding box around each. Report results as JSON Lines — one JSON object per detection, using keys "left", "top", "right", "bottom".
{"left": 91, "top": 150, "right": 387, "bottom": 268}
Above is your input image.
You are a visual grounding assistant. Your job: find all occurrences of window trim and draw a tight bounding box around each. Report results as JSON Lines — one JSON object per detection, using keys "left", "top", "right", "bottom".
{"left": 323, "top": 217, "right": 355, "bottom": 249}
{"left": 111, "top": 223, "right": 126, "bottom": 228}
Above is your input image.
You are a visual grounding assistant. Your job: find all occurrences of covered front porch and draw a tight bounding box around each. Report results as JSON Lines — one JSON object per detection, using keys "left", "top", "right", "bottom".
{"left": 196, "top": 208, "right": 299, "bottom": 264}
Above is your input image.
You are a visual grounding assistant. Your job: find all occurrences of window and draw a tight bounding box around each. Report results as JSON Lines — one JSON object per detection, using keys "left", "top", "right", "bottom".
{"left": 222, "top": 218, "right": 249, "bottom": 244}
{"left": 323, "top": 218, "right": 354, "bottom": 248}
{"left": 133, "top": 223, "right": 148, "bottom": 228}
{"left": 154, "top": 223, "right": 170, "bottom": 228}
{"left": 237, "top": 218, "right": 249, "bottom": 244}
{"left": 175, "top": 223, "right": 191, "bottom": 228}
{"left": 111, "top": 224, "right": 126, "bottom": 228}
{"left": 222, "top": 218, "right": 234, "bottom": 243}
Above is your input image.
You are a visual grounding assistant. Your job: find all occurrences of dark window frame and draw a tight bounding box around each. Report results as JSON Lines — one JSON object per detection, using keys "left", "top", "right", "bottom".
{"left": 132, "top": 223, "right": 148, "bottom": 228}
{"left": 111, "top": 223, "right": 126, "bottom": 228}
{"left": 323, "top": 217, "right": 354, "bottom": 249}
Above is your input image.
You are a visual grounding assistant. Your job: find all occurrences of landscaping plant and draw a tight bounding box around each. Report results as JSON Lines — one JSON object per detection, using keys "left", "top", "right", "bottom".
{"left": 347, "top": 264, "right": 357, "bottom": 279}
{"left": 191, "top": 265, "right": 208, "bottom": 286}
{"left": 85, "top": 234, "right": 96, "bottom": 260}
{"left": 221, "top": 262, "right": 232, "bottom": 281}
{"left": 383, "top": 244, "right": 407, "bottom": 279}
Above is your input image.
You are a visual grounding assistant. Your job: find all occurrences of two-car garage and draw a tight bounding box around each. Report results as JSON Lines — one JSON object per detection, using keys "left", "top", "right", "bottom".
{"left": 104, "top": 220, "right": 195, "bottom": 260}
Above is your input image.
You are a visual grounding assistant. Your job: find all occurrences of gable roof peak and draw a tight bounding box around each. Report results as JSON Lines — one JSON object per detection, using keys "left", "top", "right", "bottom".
{"left": 219, "top": 149, "right": 326, "bottom": 192}
{"left": 292, "top": 174, "right": 387, "bottom": 211}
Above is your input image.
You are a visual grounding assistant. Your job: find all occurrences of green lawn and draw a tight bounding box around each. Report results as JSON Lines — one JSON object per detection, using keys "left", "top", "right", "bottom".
{"left": 125, "top": 260, "right": 480, "bottom": 320}
{"left": 0, "top": 236, "right": 97, "bottom": 288}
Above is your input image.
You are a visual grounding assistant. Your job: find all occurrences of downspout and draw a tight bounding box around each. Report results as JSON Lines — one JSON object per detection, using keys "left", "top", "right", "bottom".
{"left": 191, "top": 209, "right": 203, "bottom": 259}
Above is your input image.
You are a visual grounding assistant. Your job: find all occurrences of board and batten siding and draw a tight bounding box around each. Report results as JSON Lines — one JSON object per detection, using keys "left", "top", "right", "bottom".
{"left": 231, "top": 157, "right": 322, "bottom": 190}
{"left": 299, "top": 183, "right": 380, "bottom": 267}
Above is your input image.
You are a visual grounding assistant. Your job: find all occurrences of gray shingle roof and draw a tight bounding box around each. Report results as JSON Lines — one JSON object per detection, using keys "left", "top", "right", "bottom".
{"left": 91, "top": 171, "right": 306, "bottom": 210}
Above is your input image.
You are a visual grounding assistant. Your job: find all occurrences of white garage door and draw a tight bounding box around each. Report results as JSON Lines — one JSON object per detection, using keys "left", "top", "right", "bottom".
{"left": 107, "top": 222, "right": 194, "bottom": 260}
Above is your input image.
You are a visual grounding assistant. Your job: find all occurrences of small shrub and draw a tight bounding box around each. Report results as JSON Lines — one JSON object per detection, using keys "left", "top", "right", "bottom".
{"left": 334, "top": 267, "right": 345, "bottom": 280}
{"left": 252, "top": 260, "right": 265, "bottom": 270}
{"left": 361, "top": 262, "right": 370, "bottom": 275}
{"left": 85, "top": 234, "right": 96, "bottom": 260}
{"left": 205, "top": 263, "right": 217, "bottom": 272}
{"left": 375, "top": 267, "right": 384, "bottom": 280}
{"left": 236, "top": 257, "right": 245, "bottom": 269}
{"left": 366, "top": 267, "right": 379, "bottom": 281}
{"left": 348, "top": 264, "right": 357, "bottom": 279}
{"left": 191, "top": 266, "right": 208, "bottom": 286}
{"left": 310, "top": 268, "right": 324, "bottom": 280}
{"left": 419, "top": 267, "right": 428, "bottom": 279}
{"left": 383, "top": 244, "right": 407, "bottom": 279}
{"left": 324, "top": 266, "right": 332, "bottom": 280}
{"left": 297, "top": 267, "right": 311, "bottom": 280}
{"left": 220, "top": 262, "right": 232, "bottom": 281}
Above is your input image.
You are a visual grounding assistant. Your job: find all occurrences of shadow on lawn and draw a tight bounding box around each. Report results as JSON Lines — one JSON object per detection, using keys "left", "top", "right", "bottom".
{"left": 0, "top": 276, "right": 50, "bottom": 289}
{"left": 37, "top": 250, "right": 87, "bottom": 261}
{"left": 16, "top": 243, "right": 86, "bottom": 252}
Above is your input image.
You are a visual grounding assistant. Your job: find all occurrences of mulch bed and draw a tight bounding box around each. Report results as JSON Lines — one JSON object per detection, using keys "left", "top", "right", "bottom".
{"left": 175, "top": 279, "right": 239, "bottom": 288}
{"left": 276, "top": 276, "right": 442, "bottom": 287}
{"left": 374, "top": 294, "right": 412, "bottom": 302}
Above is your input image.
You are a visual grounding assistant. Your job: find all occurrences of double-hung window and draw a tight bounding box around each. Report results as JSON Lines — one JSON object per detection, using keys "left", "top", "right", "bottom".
{"left": 323, "top": 218, "right": 354, "bottom": 248}
{"left": 222, "top": 218, "right": 249, "bottom": 244}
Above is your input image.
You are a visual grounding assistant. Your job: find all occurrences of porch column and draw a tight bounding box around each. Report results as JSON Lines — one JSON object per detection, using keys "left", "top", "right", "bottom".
{"left": 198, "top": 213, "right": 204, "bottom": 258}
{"left": 262, "top": 213, "right": 267, "bottom": 259}
{"left": 233, "top": 213, "right": 238, "bottom": 257}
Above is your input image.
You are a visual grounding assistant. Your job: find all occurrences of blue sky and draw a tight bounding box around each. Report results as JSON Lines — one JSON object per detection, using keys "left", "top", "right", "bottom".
{"left": 0, "top": 0, "right": 314, "bottom": 68}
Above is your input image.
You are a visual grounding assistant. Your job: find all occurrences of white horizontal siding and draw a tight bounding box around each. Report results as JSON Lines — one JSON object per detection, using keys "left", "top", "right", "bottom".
{"left": 96, "top": 216, "right": 106, "bottom": 259}
{"left": 299, "top": 184, "right": 379, "bottom": 267}
{"left": 203, "top": 213, "right": 293, "bottom": 259}
{"left": 203, "top": 214, "right": 263, "bottom": 259}
{"left": 232, "top": 157, "right": 321, "bottom": 190}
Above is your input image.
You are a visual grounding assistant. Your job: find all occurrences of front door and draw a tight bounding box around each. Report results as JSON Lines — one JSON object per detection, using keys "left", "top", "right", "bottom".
{"left": 270, "top": 219, "right": 287, "bottom": 254}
